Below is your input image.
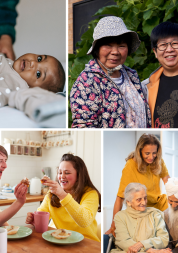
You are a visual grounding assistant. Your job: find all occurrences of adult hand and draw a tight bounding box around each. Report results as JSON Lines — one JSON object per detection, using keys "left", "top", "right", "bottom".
{"left": 25, "top": 212, "right": 34, "bottom": 224}
{"left": 127, "top": 242, "right": 144, "bottom": 253}
{"left": 43, "top": 179, "right": 67, "bottom": 200}
{"left": 147, "top": 248, "right": 172, "bottom": 253}
{"left": 14, "top": 183, "right": 28, "bottom": 205}
{"left": 0, "top": 35, "right": 15, "bottom": 60}
{"left": 105, "top": 226, "right": 116, "bottom": 237}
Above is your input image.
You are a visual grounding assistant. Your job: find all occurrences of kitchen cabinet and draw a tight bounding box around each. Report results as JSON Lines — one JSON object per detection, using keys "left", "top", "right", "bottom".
{"left": 0, "top": 202, "right": 40, "bottom": 226}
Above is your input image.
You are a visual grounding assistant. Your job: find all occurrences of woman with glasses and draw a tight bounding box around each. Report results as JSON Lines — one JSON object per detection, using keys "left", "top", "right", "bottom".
{"left": 144, "top": 21, "right": 178, "bottom": 128}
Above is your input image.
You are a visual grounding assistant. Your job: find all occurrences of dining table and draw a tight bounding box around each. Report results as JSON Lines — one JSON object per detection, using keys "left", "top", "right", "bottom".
{"left": 7, "top": 226, "right": 101, "bottom": 253}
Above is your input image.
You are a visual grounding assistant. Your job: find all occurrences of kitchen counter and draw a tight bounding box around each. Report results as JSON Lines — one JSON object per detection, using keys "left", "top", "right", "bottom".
{"left": 0, "top": 194, "right": 45, "bottom": 206}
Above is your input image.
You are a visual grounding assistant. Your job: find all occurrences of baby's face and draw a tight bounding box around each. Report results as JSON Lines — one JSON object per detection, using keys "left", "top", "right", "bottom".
{"left": 13, "top": 53, "right": 58, "bottom": 89}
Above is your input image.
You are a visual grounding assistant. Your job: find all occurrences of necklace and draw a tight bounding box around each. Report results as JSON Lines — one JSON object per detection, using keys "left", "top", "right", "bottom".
{"left": 97, "top": 59, "right": 122, "bottom": 76}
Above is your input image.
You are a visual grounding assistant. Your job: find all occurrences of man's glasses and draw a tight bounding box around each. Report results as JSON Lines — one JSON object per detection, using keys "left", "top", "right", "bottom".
{"left": 156, "top": 40, "right": 178, "bottom": 51}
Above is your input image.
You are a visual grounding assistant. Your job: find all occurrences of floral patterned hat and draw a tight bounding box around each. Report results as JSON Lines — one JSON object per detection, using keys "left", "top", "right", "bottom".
{"left": 87, "top": 16, "right": 141, "bottom": 55}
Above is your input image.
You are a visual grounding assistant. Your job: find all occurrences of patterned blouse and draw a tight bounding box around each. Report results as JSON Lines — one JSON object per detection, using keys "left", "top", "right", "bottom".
{"left": 70, "top": 59, "right": 151, "bottom": 128}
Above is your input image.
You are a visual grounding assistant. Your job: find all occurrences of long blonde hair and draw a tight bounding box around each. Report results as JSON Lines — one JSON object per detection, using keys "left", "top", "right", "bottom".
{"left": 126, "top": 134, "right": 162, "bottom": 175}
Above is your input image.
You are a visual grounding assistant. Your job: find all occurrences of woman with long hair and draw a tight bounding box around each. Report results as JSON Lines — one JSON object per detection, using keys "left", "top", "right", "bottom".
{"left": 105, "top": 133, "right": 170, "bottom": 236}
{"left": 26, "top": 153, "right": 101, "bottom": 242}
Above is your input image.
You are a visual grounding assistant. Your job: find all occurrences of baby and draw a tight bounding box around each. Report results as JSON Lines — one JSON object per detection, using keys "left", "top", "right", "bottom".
{"left": 0, "top": 53, "right": 65, "bottom": 107}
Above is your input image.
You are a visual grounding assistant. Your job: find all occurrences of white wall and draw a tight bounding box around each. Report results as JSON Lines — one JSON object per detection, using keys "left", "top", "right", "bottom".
{"left": 0, "top": 131, "right": 42, "bottom": 187}
{"left": 14, "top": 0, "right": 66, "bottom": 64}
{"left": 103, "top": 130, "right": 162, "bottom": 232}
{"left": 41, "top": 131, "right": 101, "bottom": 192}
{"left": 0, "top": 130, "right": 101, "bottom": 194}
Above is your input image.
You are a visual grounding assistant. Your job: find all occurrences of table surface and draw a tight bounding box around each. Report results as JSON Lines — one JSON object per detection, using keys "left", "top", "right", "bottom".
{"left": 7, "top": 227, "right": 101, "bottom": 253}
{"left": 0, "top": 194, "right": 44, "bottom": 206}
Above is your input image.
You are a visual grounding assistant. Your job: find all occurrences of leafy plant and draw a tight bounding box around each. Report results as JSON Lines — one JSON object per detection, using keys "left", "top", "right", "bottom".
{"left": 68, "top": 0, "right": 178, "bottom": 127}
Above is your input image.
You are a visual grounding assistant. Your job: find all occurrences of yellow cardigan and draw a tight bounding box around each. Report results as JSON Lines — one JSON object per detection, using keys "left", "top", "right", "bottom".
{"left": 117, "top": 158, "right": 169, "bottom": 211}
{"left": 37, "top": 189, "right": 100, "bottom": 242}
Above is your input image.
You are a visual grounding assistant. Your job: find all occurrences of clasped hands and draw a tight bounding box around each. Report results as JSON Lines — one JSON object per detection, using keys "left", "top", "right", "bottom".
{"left": 128, "top": 244, "right": 172, "bottom": 253}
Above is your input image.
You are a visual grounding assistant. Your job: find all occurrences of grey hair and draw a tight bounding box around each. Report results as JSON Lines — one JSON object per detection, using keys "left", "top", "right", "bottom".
{"left": 124, "top": 183, "right": 147, "bottom": 205}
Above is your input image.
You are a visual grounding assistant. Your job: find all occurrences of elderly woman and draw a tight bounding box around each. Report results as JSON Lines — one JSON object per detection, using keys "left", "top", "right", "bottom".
{"left": 70, "top": 16, "right": 151, "bottom": 128}
{"left": 105, "top": 134, "right": 170, "bottom": 238}
{"left": 111, "top": 183, "right": 170, "bottom": 253}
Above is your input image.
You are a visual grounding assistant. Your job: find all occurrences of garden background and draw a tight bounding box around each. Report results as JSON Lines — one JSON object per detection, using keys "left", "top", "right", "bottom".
{"left": 68, "top": 0, "right": 178, "bottom": 127}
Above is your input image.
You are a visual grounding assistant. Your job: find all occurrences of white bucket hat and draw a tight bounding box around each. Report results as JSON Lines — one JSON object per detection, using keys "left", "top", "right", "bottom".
{"left": 87, "top": 16, "right": 141, "bottom": 55}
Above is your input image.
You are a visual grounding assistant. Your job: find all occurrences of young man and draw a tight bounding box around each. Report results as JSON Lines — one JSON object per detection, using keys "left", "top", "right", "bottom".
{"left": 165, "top": 177, "right": 178, "bottom": 252}
{"left": 0, "top": 145, "right": 28, "bottom": 226}
{"left": 143, "top": 21, "right": 178, "bottom": 128}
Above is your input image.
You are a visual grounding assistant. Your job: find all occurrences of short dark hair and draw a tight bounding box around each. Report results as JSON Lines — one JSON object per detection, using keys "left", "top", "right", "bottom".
{"left": 91, "top": 33, "right": 132, "bottom": 59}
{"left": 48, "top": 59, "right": 65, "bottom": 93}
{"left": 0, "top": 145, "right": 8, "bottom": 158}
{"left": 150, "top": 21, "right": 178, "bottom": 49}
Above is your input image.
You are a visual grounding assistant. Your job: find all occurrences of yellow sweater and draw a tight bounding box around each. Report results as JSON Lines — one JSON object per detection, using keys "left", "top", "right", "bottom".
{"left": 37, "top": 189, "right": 100, "bottom": 242}
{"left": 117, "top": 158, "right": 169, "bottom": 211}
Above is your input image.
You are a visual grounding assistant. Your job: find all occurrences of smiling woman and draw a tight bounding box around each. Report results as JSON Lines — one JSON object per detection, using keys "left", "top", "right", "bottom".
{"left": 26, "top": 153, "right": 101, "bottom": 242}
{"left": 143, "top": 21, "right": 178, "bottom": 128}
{"left": 105, "top": 133, "right": 170, "bottom": 238}
{"left": 70, "top": 16, "right": 151, "bottom": 128}
{"left": 110, "top": 183, "right": 169, "bottom": 253}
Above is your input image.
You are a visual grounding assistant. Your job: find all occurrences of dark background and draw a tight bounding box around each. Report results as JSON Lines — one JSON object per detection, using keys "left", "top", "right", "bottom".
{"left": 73, "top": 0, "right": 116, "bottom": 52}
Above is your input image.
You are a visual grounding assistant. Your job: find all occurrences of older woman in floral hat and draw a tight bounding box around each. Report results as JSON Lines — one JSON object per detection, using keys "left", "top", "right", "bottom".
{"left": 70, "top": 16, "right": 151, "bottom": 128}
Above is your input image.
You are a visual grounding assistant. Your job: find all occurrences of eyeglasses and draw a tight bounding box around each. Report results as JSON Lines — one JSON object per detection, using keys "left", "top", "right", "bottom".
{"left": 156, "top": 40, "right": 178, "bottom": 51}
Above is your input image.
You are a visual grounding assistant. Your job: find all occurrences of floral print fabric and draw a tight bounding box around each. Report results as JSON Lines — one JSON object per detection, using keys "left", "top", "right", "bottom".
{"left": 70, "top": 59, "right": 151, "bottom": 128}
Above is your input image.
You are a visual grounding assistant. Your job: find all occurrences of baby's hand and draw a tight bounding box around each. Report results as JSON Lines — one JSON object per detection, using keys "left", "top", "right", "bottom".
{"left": 25, "top": 212, "right": 34, "bottom": 224}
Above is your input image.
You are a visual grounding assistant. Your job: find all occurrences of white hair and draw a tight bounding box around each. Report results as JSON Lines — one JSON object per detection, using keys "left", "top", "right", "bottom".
{"left": 168, "top": 205, "right": 178, "bottom": 228}
{"left": 124, "top": 183, "right": 147, "bottom": 205}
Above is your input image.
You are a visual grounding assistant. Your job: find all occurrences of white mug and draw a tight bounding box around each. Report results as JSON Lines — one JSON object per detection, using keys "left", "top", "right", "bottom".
{"left": 0, "top": 228, "right": 7, "bottom": 253}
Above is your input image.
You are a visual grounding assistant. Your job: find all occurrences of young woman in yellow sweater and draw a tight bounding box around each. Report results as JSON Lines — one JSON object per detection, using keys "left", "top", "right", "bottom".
{"left": 105, "top": 134, "right": 170, "bottom": 237}
{"left": 26, "top": 153, "right": 101, "bottom": 242}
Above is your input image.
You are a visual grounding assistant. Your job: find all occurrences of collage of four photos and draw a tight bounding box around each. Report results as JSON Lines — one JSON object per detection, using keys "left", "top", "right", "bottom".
{"left": 0, "top": 0, "right": 178, "bottom": 253}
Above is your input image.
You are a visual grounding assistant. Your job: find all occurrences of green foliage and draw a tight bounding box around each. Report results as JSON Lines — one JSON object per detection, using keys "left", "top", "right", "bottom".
{"left": 68, "top": 0, "right": 178, "bottom": 127}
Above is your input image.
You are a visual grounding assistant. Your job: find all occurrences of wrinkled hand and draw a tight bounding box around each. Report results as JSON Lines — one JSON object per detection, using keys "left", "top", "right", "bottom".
{"left": 105, "top": 226, "right": 116, "bottom": 237}
{"left": 147, "top": 248, "right": 172, "bottom": 253}
{"left": 0, "top": 35, "right": 15, "bottom": 60}
{"left": 14, "top": 183, "right": 28, "bottom": 205}
{"left": 25, "top": 212, "right": 34, "bottom": 224}
{"left": 43, "top": 179, "right": 67, "bottom": 199}
{"left": 127, "top": 242, "right": 144, "bottom": 253}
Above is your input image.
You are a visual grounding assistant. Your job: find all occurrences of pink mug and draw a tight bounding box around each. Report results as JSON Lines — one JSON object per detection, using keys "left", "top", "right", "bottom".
{"left": 32, "top": 211, "right": 50, "bottom": 233}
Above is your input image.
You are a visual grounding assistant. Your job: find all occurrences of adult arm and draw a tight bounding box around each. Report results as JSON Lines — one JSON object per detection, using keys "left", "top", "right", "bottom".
{"left": 0, "top": 0, "right": 19, "bottom": 60}
{"left": 105, "top": 196, "right": 123, "bottom": 236}
{"left": 105, "top": 160, "right": 135, "bottom": 235}
{"left": 41, "top": 179, "right": 99, "bottom": 228}
{"left": 160, "top": 159, "right": 170, "bottom": 185}
{"left": 0, "top": 183, "right": 27, "bottom": 226}
{"left": 162, "top": 175, "right": 170, "bottom": 185}
{"left": 114, "top": 212, "right": 141, "bottom": 252}
{"left": 70, "top": 74, "right": 101, "bottom": 128}
{"left": 139, "top": 211, "right": 169, "bottom": 251}
{"left": 60, "top": 190, "right": 99, "bottom": 228}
